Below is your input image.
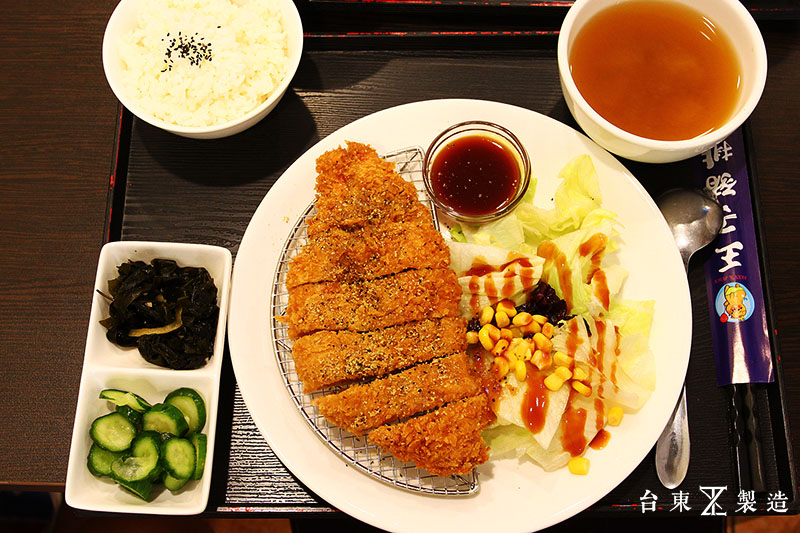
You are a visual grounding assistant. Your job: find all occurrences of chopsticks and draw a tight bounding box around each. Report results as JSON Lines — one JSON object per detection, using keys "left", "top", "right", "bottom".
{"left": 729, "top": 383, "right": 766, "bottom": 492}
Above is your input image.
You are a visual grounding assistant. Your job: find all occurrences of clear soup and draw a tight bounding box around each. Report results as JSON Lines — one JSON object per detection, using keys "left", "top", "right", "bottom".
{"left": 568, "top": 0, "right": 742, "bottom": 142}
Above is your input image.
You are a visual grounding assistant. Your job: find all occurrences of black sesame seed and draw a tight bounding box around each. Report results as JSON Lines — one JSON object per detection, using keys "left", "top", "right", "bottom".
{"left": 161, "top": 31, "right": 212, "bottom": 70}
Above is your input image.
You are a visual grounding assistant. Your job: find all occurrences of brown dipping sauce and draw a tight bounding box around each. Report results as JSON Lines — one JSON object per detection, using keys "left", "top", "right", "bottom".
{"left": 429, "top": 134, "right": 521, "bottom": 216}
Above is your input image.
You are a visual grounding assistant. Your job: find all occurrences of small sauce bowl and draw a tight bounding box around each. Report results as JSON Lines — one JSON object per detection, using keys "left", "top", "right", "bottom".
{"left": 423, "top": 121, "right": 531, "bottom": 224}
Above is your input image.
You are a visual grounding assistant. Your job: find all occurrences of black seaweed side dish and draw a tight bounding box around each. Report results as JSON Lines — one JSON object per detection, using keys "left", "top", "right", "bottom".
{"left": 100, "top": 259, "right": 219, "bottom": 370}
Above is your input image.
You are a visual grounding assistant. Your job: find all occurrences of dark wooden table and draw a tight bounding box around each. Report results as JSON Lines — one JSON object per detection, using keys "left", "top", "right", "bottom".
{"left": 1, "top": 0, "right": 798, "bottom": 521}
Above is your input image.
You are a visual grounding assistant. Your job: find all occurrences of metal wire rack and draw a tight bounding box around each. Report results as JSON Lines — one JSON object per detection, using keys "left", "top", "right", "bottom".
{"left": 270, "top": 146, "right": 478, "bottom": 495}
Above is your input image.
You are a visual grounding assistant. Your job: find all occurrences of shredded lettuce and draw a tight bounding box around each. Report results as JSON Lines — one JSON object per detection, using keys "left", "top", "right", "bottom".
{"left": 483, "top": 424, "right": 532, "bottom": 459}
{"left": 449, "top": 225, "right": 466, "bottom": 243}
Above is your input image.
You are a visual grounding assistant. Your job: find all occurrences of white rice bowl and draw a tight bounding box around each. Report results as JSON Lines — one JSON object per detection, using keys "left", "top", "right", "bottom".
{"left": 104, "top": 0, "right": 301, "bottom": 136}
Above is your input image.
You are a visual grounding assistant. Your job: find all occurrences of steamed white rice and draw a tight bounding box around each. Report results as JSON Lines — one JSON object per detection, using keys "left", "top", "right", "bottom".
{"left": 118, "top": 0, "right": 289, "bottom": 127}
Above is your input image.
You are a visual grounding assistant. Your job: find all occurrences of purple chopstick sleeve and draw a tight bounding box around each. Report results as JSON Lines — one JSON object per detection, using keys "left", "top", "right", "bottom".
{"left": 692, "top": 127, "right": 774, "bottom": 386}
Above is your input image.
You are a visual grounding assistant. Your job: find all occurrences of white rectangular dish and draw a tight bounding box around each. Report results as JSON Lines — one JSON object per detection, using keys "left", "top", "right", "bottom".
{"left": 65, "top": 241, "right": 232, "bottom": 515}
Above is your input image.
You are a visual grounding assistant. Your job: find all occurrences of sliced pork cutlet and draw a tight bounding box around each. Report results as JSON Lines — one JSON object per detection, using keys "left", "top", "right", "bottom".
{"left": 286, "top": 268, "right": 461, "bottom": 339}
{"left": 286, "top": 220, "right": 450, "bottom": 289}
{"left": 312, "top": 352, "right": 481, "bottom": 436}
{"left": 368, "top": 394, "right": 495, "bottom": 477}
{"left": 306, "top": 142, "right": 432, "bottom": 238}
{"left": 292, "top": 317, "right": 467, "bottom": 393}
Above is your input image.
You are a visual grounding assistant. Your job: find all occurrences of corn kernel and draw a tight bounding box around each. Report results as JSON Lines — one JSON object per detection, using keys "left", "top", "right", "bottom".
{"left": 493, "top": 356, "right": 510, "bottom": 377}
{"left": 572, "top": 380, "right": 592, "bottom": 397}
{"left": 466, "top": 331, "right": 479, "bottom": 344}
{"left": 544, "top": 373, "right": 564, "bottom": 391}
{"left": 520, "top": 321, "right": 542, "bottom": 336}
{"left": 485, "top": 324, "right": 501, "bottom": 343}
{"left": 555, "top": 366, "right": 573, "bottom": 380}
{"left": 608, "top": 406, "right": 624, "bottom": 426}
{"left": 495, "top": 311, "right": 510, "bottom": 328}
{"left": 568, "top": 457, "right": 590, "bottom": 475}
{"left": 515, "top": 359, "right": 527, "bottom": 381}
{"left": 553, "top": 351, "right": 573, "bottom": 367}
{"left": 478, "top": 326, "right": 495, "bottom": 351}
{"left": 496, "top": 299, "right": 518, "bottom": 317}
{"left": 532, "top": 314, "right": 549, "bottom": 325}
{"left": 512, "top": 312, "right": 533, "bottom": 326}
{"left": 573, "top": 367, "right": 589, "bottom": 382}
{"left": 532, "top": 349, "right": 552, "bottom": 370}
{"left": 542, "top": 322, "right": 554, "bottom": 339}
{"left": 480, "top": 306, "right": 495, "bottom": 326}
{"left": 491, "top": 339, "right": 510, "bottom": 356}
{"left": 500, "top": 328, "right": 513, "bottom": 341}
{"left": 533, "top": 332, "right": 553, "bottom": 353}
{"left": 509, "top": 326, "right": 523, "bottom": 338}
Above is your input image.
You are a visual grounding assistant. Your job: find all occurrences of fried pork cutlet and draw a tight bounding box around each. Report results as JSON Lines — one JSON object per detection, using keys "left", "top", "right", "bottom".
{"left": 313, "top": 352, "right": 481, "bottom": 436}
{"left": 292, "top": 317, "right": 467, "bottom": 392}
{"left": 368, "top": 395, "right": 495, "bottom": 477}
{"left": 286, "top": 268, "right": 461, "bottom": 339}
{"left": 307, "top": 142, "right": 432, "bottom": 237}
{"left": 286, "top": 221, "right": 450, "bottom": 289}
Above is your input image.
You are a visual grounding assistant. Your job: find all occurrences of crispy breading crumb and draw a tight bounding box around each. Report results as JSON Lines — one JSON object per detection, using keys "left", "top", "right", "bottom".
{"left": 286, "top": 221, "right": 450, "bottom": 288}
{"left": 313, "top": 352, "right": 481, "bottom": 436}
{"left": 286, "top": 268, "right": 461, "bottom": 339}
{"left": 368, "top": 395, "right": 495, "bottom": 477}
{"left": 308, "top": 142, "right": 432, "bottom": 235}
{"left": 292, "top": 317, "right": 467, "bottom": 392}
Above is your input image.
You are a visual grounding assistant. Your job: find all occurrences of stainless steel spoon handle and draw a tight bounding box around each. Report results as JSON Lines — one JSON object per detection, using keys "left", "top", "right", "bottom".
{"left": 653, "top": 188, "right": 723, "bottom": 490}
{"left": 655, "top": 385, "right": 690, "bottom": 488}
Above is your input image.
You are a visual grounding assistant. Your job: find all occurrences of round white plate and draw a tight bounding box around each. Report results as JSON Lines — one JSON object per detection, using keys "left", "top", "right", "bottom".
{"left": 228, "top": 99, "right": 690, "bottom": 533}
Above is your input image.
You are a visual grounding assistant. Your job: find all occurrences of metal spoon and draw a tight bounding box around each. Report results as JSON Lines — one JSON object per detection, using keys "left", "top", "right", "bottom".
{"left": 654, "top": 188, "right": 723, "bottom": 489}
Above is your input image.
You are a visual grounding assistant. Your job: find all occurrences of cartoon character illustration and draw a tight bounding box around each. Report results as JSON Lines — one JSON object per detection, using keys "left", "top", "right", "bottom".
{"left": 716, "top": 282, "right": 753, "bottom": 323}
{"left": 724, "top": 284, "right": 748, "bottom": 320}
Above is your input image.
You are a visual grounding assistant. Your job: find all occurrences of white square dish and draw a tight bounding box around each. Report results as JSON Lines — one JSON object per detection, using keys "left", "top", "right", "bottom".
{"left": 65, "top": 241, "right": 232, "bottom": 515}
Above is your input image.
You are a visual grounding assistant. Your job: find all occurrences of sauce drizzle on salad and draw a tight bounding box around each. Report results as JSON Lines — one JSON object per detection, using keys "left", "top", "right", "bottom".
{"left": 611, "top": 326, "right": 622, "bottom": 392}
{"left": 561, "top": 393, "right": 588, "bottom": 457}
{"left": 465, "top": 255, "right": 539, "bottom": 314}
{"left": 537, "top": 241, "right": 573, "bottom": 310}
{"left": 565, "top": 319, "right": 582, "bottom": 356}
{"left": 589, "top": 428, "right": 611, "bottom": 450}
{"left": 579, "top": 233, "right": 608, "bottom": 282}
{"left": 537, "top": 234, "right": 612, "bottom": 313}
{"left": 521, "top": 365, "right": 549, "bottom": 434}
{"left": 592, "top": 269, "right": 611, "bottom": 310}
{"left": 595, "top": 321, "right": 608, "bottom": 404}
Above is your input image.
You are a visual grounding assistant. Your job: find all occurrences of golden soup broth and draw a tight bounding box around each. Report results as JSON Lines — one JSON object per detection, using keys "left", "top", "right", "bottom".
{"left": 568, "top": 1, "right": 742, "bottom": 141}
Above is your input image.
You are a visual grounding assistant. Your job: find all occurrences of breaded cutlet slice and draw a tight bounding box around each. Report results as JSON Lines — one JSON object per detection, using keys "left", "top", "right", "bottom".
{"left": 307, "top": 142, "right": 432, "bottom": 237}
{"left": 292, "top": 317, "right": 467, "bottom": 392}
{"left": 312, "top": 352, "right": 481, "bottom": 436}
{"left": 368, "top": 394, "right": 495, "bottom": 477}
{"left": 286, "top": 220, "right": 450, "bottom": 289}
{"left": 286, "top": 268, "right": 461, "bottom": 339}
